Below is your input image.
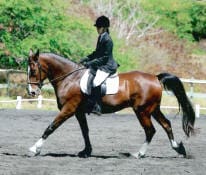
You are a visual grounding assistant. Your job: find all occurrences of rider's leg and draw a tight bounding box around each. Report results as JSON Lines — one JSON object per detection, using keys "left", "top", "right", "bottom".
{"left": 93, "top": 69, "right": 110, "bottom": 87}
{"left": 87, "top": 71, "right": 95, "bottom": 95}
{"left": 91, "top": 69, "right": 109, "bottom": 115}
{"left": 90, "top": 86, "right": 102, "bottom": 115}
{"left": 85, "top": 71, "right": 95, "bottom": 114}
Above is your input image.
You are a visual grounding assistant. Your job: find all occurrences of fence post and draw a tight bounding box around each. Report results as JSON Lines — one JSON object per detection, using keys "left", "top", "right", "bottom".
{"left": 6, "top": 70, "right": 10, "bottom": 97}
{"left": 189, "top": 77, "right": 194, "bottom": 99}
{"left": 16, "top": 96, "right": 22, "bottom": 109}
{"left": 37, "top": 95, "right": 42, "bottom": 108}
{"left": 195, "top": 104, "right": 200, "bottom": 118}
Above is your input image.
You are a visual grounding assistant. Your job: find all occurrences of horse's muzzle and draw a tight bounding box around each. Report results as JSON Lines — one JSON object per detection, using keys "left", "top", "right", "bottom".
{"left": 27, "top": 84, "right": 41, "bottom": 97}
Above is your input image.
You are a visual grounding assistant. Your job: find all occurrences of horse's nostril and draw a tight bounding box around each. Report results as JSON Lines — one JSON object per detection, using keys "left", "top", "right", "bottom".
{"left": 31, "top": 91, "right": 36, "bottom": 96}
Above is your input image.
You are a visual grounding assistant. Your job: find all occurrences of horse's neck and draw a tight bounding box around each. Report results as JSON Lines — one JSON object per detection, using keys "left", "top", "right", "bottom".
{"left": 50, "top": 60, "right": 74, "bottom": 76}
{"left": 42, "top": 54, "right": 79, "bottom": 84}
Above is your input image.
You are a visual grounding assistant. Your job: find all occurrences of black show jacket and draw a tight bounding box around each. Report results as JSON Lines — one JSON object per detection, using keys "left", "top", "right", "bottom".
{"left": 87, "top": 32, "right": 119, "bottom": 74}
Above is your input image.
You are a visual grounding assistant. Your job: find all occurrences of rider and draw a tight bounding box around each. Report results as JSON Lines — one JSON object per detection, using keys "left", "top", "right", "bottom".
{"left": 80, "top": 15, "right": 119, "bottom": 115}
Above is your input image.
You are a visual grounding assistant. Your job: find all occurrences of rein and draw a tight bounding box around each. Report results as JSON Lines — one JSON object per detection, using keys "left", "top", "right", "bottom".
{"left": 27, "top": 60, "right": 86, "bottom": 88}
{"left": 45, "top": 67, "right": 86, "bottom": 85}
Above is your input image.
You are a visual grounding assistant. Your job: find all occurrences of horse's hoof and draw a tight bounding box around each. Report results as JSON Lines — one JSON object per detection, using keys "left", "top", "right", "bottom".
{"left": 131, "top": 152, "right": 145, "bottom": 159}
{"left": 78, "top": 148, "right": 92, "bottom": 158}
{"left": 178, "top": 141, "right": 187, "bottom": 157}
{"left": 173, "top": 141, "right": 187, "bottom": 157}
{"left": 29, "top": 146, "right": 41, "bottom": 156}
{"left": 78, "top": 151, "right": 89, "bottom": 158}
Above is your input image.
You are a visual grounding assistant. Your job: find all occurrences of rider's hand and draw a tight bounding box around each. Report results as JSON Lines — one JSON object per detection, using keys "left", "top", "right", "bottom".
{"left": 83, "top": 62, "right": 90, "bottom": 68}
{"left": 79, "top": 57, "right": 88, "bottom": 64}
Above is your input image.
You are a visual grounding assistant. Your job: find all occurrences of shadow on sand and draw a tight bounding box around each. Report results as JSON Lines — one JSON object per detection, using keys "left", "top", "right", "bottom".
{"left": 2, "top": 152, "right": 192, "bottom": 159}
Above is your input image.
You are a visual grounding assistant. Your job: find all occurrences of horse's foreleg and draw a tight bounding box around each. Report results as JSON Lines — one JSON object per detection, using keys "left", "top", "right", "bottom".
{"left": 29, "top": 109, "right": 74, "bottom": 156}
{"left": 75, "top": 111, "right": 92, "bottom": 158}
{"left": 132, "top": 110, "right": 156, "bottom": 159}
{"left": 152, "top": 107, "right": 186, "bottom": 157}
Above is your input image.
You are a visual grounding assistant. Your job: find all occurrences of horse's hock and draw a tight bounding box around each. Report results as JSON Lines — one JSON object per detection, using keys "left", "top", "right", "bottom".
{"left": 0, "top": 69, "right": 27, "bottom": 97}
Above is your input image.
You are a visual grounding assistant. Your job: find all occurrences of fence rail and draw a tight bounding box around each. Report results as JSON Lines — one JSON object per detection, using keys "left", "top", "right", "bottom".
{"left": 0, "top": 95, "right": 205, "bottom": 118}
{"left": 0, "top": 95, "right": 56, "bottom": 110}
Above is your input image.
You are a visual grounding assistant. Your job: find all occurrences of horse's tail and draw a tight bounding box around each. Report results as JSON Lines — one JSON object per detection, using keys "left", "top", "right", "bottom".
{"left": 157, "top": 72, "right": 195, "bottom": 137}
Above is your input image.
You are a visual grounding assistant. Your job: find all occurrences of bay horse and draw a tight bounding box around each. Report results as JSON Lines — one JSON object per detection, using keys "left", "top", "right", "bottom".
{"left": 27, "top": 49, "right": 195, "bottom": 158}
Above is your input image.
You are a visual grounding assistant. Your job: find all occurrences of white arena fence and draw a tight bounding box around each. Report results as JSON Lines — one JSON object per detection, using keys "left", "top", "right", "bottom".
{"left": 0, "top": 95, "right": 204, "bottom": 118}
{"left": 0, "top": 95, "right": 56, "bottom": 110}
{"left": 0, "top": 77, "right": 206, "bottom": 118}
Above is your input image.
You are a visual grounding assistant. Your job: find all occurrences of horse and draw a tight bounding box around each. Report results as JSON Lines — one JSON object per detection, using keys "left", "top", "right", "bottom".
{"left": 27, "top": 49, "right": 195, "bottom": 158}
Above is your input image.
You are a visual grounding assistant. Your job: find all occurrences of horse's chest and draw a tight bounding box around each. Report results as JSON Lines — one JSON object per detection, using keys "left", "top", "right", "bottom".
{"left": 56, "top": 94, "right": 69, "bottom": 110}
{"left": 56, "top": 84, "right": 73, "bottom": 105}
{"left": 57, "top": 92, "right": 67, "bottom": 106}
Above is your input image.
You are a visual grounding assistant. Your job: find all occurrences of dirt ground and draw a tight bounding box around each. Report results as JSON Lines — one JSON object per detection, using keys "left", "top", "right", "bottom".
{"left": 0, "top": 109, "right": 206, "bottom": 175}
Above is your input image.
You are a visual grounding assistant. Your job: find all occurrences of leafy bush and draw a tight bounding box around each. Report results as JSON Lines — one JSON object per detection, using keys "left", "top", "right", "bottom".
{"left": 0, "top": 0, "right": 139, "bottom": 72}
{"left": 0, "top": 0, "right": 140, "bottom": 71}
{"left": 0, "top": 0, "right": 94, "bottom": 69}
{"left": 141, "top": 0, "right": 206, "bottom": 41}
{"left": 189, "top": 3, "right": 206, "bottom": 41}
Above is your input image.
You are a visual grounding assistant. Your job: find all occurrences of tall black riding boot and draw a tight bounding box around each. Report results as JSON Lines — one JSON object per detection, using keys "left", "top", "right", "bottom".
{"left": 84, "top": 72, "right": 95, "bottom": 114}
{"left": 91, "top": 86, "right": 102, "bottom": 115}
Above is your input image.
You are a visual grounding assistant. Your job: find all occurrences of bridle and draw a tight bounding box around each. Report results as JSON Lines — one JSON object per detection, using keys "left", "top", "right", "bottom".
{"left": 27, "top": 60, "right": 45, "bottom": 89}
{"left": 27, "top": 60, "right": 86, "bottom": 89}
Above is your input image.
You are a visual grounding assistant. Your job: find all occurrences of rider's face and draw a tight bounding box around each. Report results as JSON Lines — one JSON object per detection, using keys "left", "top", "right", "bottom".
{"left": 97, "top": 27, "right": 104, "bottom": 35}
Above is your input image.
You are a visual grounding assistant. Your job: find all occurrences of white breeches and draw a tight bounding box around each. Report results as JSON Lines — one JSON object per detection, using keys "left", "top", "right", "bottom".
{"left": 93, "top": 69, "right": 110, "bottom": 87}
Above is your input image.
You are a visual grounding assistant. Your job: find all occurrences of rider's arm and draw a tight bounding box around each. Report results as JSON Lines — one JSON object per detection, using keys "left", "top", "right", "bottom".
{"left": 87, "top": 38, "right": 112, "bottom": 67}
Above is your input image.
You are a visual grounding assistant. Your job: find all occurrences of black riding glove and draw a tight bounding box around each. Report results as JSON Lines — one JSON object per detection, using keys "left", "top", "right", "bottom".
{"left": 83, "top": 62, "right": 90, "bottom": 68}
{"left": 79, "top": 57, "right": 89, "bottom": 64}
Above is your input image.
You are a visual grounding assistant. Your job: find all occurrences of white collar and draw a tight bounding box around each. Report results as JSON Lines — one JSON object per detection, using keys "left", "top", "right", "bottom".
{"left": 99, "top": 32, "right": 107, "bottom": 42}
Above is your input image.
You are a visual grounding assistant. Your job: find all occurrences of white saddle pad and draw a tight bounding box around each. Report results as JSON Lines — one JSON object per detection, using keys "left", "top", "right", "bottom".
{"left": 80, "top": 69, "right": 119, "bottom": 95}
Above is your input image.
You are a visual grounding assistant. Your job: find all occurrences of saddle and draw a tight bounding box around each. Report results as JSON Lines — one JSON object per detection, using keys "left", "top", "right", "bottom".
{"left": 80, "top": 69, "right": 119, "bottom": 96}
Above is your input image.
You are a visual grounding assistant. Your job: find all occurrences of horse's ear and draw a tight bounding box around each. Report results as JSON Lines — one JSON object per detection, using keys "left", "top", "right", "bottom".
{"left": 34, "top": 49, "right": 40, "bottom": 62}
{"left": 29, "top": 49, "right": 33, "bottom": 57}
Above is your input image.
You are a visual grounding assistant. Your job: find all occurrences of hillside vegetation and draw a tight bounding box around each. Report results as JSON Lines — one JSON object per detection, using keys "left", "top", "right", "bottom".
{"left": 0, "top": 0, "right": 206, "bottom": 78}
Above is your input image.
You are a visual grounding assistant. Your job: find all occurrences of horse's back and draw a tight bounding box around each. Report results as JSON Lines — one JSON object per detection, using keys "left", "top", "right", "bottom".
{"left": 118, "top": 70, "right": 160, "bottom": 88}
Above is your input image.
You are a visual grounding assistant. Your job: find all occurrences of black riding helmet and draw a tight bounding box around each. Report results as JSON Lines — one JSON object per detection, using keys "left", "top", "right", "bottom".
{"left": 94, "top": 16, "right": 110, "bottom": 28}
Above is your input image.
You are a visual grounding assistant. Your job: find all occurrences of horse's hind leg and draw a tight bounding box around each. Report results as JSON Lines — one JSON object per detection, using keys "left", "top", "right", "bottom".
{"left": 152, "top": 106, "right": 186, "bottom": 157}
{"left": 132, "top": 109, "right": 156, "bottom": 158}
